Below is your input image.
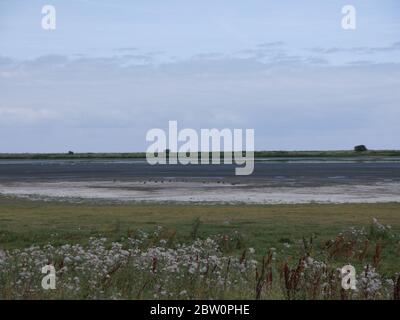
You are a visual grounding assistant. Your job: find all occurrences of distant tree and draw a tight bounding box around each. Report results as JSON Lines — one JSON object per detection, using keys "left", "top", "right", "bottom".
{"left": 68, "top": 151, "right": 74, "bottom": 155}
{"left": 354, "top": 145, "right": 368, "bottom": 152}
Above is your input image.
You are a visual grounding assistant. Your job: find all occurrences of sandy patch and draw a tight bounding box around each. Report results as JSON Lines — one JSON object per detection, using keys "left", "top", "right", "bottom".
{"left": 0, "top": 180, "right": 399, "bottom": 204}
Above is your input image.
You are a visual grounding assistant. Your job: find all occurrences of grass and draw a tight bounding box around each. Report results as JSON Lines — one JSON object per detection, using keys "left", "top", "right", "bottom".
{"left": 0, "top": 198, "right": 399, "bottom": 263}
{"left": 1, "top": 198, "right": 399, "bottom": 247}
{"left": 0, "top": 197, "right": 399, "bottom": 299}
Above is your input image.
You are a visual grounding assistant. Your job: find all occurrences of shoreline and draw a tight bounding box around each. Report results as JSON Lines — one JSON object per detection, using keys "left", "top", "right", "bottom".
{"left": 1, "top": 180, "right": 399, "bottom": 204}
{"left": 1, "top": 150, "right": 400, "bottom": 160}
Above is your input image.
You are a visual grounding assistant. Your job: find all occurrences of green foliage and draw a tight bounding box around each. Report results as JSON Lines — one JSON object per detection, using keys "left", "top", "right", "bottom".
{"left": 190, "top": 217, "right": 202, "bottom": 240}
{"left": 0, "top": 221, "right": 399, "bottom": 300}
{"left": 354, "top": 145, "right": 368, "bottom": 152}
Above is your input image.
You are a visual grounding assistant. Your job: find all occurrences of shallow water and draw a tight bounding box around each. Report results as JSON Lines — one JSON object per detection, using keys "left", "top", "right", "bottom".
{"left": 1, "top": 158, "right": 400, "bottom": 186}
{"left": 0, "top": 158, "right": 399, "bottom": 203}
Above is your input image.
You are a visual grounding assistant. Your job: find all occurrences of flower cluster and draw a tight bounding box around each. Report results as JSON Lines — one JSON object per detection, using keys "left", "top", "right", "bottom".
{"left": 0, "top": 231, "right": 258, "bottom": 299}
{"left": 0, "top": 219, "right": 398, "bottom": 300}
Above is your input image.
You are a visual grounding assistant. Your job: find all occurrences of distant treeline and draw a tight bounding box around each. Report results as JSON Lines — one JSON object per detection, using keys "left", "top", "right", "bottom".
{"left": 0, "top": 150, "right": 400, "bottom": 159}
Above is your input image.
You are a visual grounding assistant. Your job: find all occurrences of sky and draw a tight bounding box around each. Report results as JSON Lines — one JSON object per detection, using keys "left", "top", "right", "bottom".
{"left": 0, "top": 0, "right": 399, "bottom": 152}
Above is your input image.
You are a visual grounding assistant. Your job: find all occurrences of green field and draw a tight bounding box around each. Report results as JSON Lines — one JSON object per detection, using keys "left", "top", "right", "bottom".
{"left": 1, "top": 198, "right": 399, "bottom": 299}
{"left": 0, "top": 198, "right": 399, "bottom": 246}
{"left": 1, "top": 198, "right": 399, "bottom": 268}
{"left": 0, "top": 198, "right": 399, "bottom": 245}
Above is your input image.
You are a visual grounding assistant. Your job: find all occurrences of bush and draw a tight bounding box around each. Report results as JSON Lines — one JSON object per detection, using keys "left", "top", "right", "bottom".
{"left": 354, "top": 145, "right": 368, "bottom": 152}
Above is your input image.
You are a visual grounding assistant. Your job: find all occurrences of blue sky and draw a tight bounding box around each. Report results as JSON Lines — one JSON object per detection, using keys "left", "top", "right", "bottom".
{"left": 0, "top": 0, "right": 400, "bottom": 151}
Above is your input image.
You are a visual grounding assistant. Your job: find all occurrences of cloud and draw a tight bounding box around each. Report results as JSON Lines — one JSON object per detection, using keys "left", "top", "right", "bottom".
{"left": 235, "top": 42, "right": 286, "bottom": 59}
{"left": 0, "top": 45, "right": 399, "bottom": 151}
{"left": 0, "top": 107, "right": 57, "bottom": 124}
{"left": 28, "top": 54, "right": 70, "bottom": 66}
{"left": 310, "top": 42, "right": 400, "bottom": 55}
{"left": 257, "top": 41, "right": 285, "bottom": 48}
{"left": 116, "top": 47, "right": 139, "bottom": 52}
{"left": 0, "top": 56, "right": 14, "bottom": 66}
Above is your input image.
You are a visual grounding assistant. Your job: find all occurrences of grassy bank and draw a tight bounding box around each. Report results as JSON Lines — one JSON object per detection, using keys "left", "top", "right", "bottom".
{"left": 1, "top": 198, "right": 399, "bottom": 249}
{"left": 0, "top": 198, "right": 399, "bottom": 267}
{"left": 1, "top": 150, "right": 400, "bottom": 159}
{"left": 0, "top": 198, "right": 399, "bottom": 299}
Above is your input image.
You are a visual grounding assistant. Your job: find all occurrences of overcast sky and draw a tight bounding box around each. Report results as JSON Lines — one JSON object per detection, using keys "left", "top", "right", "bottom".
{"left": 0, "top": 0, "right": 399, "bottom": 152}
